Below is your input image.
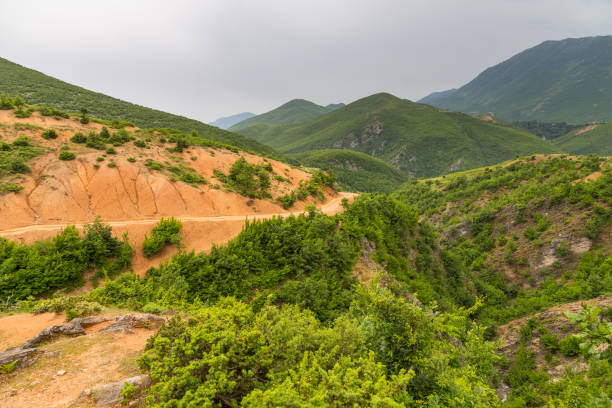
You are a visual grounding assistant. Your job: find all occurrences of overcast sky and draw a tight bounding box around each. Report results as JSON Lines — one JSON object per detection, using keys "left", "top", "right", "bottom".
{"left": 1, "top": 1, "right": 611, "bottom": 122}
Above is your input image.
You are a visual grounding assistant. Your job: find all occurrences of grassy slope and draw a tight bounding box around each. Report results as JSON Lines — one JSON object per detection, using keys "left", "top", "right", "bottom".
{"left": 229, "top": 99, "right": 342, "bottom": 131}
{"left": 0, "top": 57, "right": 276, "bottom": 156}
{"left": 420, "top": 36, "right": 612, "bottom": 122}
{"left": 289, "top": 149, "right": 407, "bottom": 194}
{"left": 240, "top": 93, "right": 561, "bottom": 178}
{"left": 554, "top": 123, "right": 612, "bottom": 155}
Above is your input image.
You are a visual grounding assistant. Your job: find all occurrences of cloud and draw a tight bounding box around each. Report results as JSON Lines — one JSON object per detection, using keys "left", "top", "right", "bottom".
{"left": 1, "top": 0, "right": 611, "bottom": 121}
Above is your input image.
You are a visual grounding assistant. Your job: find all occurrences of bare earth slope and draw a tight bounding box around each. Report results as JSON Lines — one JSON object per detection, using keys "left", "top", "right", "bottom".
{"left": 0, "top": 111, "right": 353, "bottom": 276}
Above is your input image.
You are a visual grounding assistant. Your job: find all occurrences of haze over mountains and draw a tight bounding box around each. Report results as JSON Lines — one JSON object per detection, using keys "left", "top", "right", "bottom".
{"left": 208, "top": 112, "right": 255, "bottom": 129}
{"left": 420, "top": 36, "right": 612, "bottom": 123}
{"left": 228, "top": 99, "right": 344, "bottom": 131}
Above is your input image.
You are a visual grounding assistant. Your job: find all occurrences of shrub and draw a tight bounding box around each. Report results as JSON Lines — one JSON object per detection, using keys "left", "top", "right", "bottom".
{"left": 560, "top": 335, "right": 582, "bottom": 357}
{"left": 12, "top": 136, "right": 30, "bottom": 147}
{"left": 278, "top": 193, "right": 296, "bottom": 209}
{"left": 106, "top": 147, "right": 116, "bottom": 154}
{"left": 59, "top": 151, "right": 76, "bottom": 161}
{"left": 0, "top": 182, "right": 24, "bottom": 194}
{"left": 107, "top": 161, "right": 116, "bottom": 168}
{"left": 99, "top": 127, "right": 110, "bottom": 139}
{"left": 70, "top": 132, "right": 87, "bottom": 143}
{"left": 127, "top": 157, "right": 136, "bottom": 163}
{"left": 42, "top": 129, "right": 58, "bottom": 140}
{"left": 9, "top": 159, "right": 29, "bottom": 174}
{"left": 85, "top": 132, "right": 106, "bottom": 150}
{"left": 142, "top": 217, "right": 183, "bottom": 257}
{"left": 133, "top": 139, "right": 146, "bottom": 148}
{"left": 541, "top": 333, "right": 560, "bottom": 353}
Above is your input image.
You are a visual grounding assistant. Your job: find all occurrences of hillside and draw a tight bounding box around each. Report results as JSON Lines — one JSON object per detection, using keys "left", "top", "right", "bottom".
{"left": 289, "top": 149, "right": 407, "bottom": 193}
{"left": 228, "top": 99, "right": 344, "bottom": 131}
{"left": 209, "top": 112, "right": 255, "bottom": 129}
{"left": 0, "top": 109, "right": 345, "bottom": 277}
{"left": 0, "top": 57, "right": 276, "bottom": 155}
{"left": 239, "top": 92, "right": 561, "bottom": 178}
{"left": 419, "top": 36, "right": 612, "bottom": 123}
{"left": 554, "top": 122, "right": 612, "bottom": 155}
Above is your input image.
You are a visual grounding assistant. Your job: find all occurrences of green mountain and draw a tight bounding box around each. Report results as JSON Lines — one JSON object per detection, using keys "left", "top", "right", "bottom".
{"left": 289, "top": 149, "right": 407, "bottom": 193}
{"left": 554, "top": 123, "right": 612, "bottom": 155}
{"left": 229, "top": 99, "right": 344, "bottom": 131}
{"left": 0, "top": 57, "right": 276, "bottom": 155}
{"left": 419, "top": 36, "right": 612, "bottom": 123}
{"left": 239, "top": 92, "right": 561, "bottom": 178}
{"left": 209, "top": 112, "right": 255, "bottom": 129}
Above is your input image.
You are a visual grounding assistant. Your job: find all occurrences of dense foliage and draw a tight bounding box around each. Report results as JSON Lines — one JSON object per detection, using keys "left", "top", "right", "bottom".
{"left": 512, "top": 120, "right": 585, "bottom": 140}
{"left": 142, "top": 217, "right": 183, "bottom": 258}
{"left": 0, "top": 219, "right": 132, "bottom": 300}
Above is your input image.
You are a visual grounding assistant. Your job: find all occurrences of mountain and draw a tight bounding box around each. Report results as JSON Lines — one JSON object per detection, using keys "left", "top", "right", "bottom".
{"left": 238, "top": 92, "right": 561, "bottom": 178}
{"left": 418, "top": 36, "right": 612, "bottom": 123}
{"left": 228, "top": 98, "right": 344, "bottom": 131}
{"left": 209, "top": 112, "right": 255, "bottom": 129}
{"left": 418, "top": 88, "right": 457, "bottom": 105}
{"left": 554, "top": 122, "right": 612, "bottom": 155}
{"left": 0, "top": 57, "right": 276, "bottom": 155}
{"left": 289, "top": 149, "right": 408, "bottom": 193}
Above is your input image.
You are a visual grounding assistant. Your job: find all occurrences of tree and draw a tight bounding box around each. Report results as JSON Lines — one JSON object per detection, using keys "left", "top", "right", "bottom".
{"left": 80, "top": 106, "right": 90, "bottom": 124}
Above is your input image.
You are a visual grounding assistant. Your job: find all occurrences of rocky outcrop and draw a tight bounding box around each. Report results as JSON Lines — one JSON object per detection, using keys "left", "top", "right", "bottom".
{"left": 100, "top": 314, "right": 165, "bottom": 334}
{"left": 75, "top": 374, "right": 151, "bottom": 407}
{"left": 0, "top": 347, "right": 39, "bottom": 368}
{"left": 20, "top": 316, "right": 110, "bottom": 349}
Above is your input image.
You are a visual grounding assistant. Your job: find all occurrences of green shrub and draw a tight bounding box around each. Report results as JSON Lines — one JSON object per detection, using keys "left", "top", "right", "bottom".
{"left": 541, "top": 333, "right": 560, "bottom": 353}
{"left": 0, "top": 182, "right": 24, "bottom": 194}
{"left": 560, "top": 335, "right": 582, "bottom": 357}
{"left": 142, "top": 217, "right": 183, "bottom": 257}
{"left": 105, "top": 147, "right": 116, "bottom": 154}
{"left": 12, "top": 136, "right": 30, "bottom": 147}
{"left": 107, "top": 161, "right": 116, "bottom": 168}
{"left": 58, "top": 151, "right": 76, "bottom": 161}
{"left": 278, "top": 193, "right": 296, "bottom": 209}
{"left": 133, "top": 139, "right": 146, "bottom": 148}
{"left": 42, "top": 129, "right": 58, "bottom": 139}
{"left": 99, "top": 127, "right": 110, "bottom": 139}
{"left": 70, "top": 132, "right": 86, "bottom": 143}
{"left": 127, "top": 157, "right": 136, "bottom": 163}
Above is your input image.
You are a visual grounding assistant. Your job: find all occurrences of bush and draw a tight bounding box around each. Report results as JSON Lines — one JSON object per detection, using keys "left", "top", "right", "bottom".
{"left": 70, "top": 132, "right": 87, "bottom": 143}
{"left": 105, "top": 147, "right": 116, "bottom": 154}
{"left": 58, "top": 151, "right": 76, "bottom": 161}
{"left": 99, "top": 127, "right": 110, "bottom": 139}
{"left": 42, "top": 129, "right": 58, "bottom": 139}
{"left": 133, "top": 139, "right": 146, "bottom": 148}
{"left": 9, "top": 159, "right": 29, "bottom": 174}
{"left": 127, "top": 157, "right": 136, "bottom": 163}
{"left": 142, "top": 217, "right": 183, "bottom": 257}
{"left": 560, "top": 335, "right": 582, "bottom": 357}
{"left": 541, "top": 333, "right": 560, "bottom": 353}
{"left": 278, "top": 193, "right": 297, "bottom": 209}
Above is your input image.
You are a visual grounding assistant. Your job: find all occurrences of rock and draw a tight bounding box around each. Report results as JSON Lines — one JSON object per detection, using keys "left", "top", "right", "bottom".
{"left": 57, "top": 369, "right": 66, "bottom": 376}
{"left": 99, "top": 314, "right": 165, "bottom": 334}
{"left": 0, "top": 347, "right": 39, "bottom": 368}
{"left": 21, "top": 316, "right": 110, "bottom": 349}
{"left": 30, "top": 380, "right": 41, "bottom": 387}
{"left": 75, "top": 374, "right": 151, "bottom": 407}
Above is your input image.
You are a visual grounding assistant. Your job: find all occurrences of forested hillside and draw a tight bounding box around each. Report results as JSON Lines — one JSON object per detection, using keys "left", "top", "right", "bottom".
{"left": 238, "top": 92, "right": 561, "bottom": 178}
{"left": 419, "top": 36, "right": 612, "bottom": 123}
{"left": 0, "top": 57, "right": 276, "bottom": 155}
{"left": 229, "top": 99, "right": 344, "bottom": 131}
{"left": 554, "top": 123, "right": 612, "bottom": 155}
{"left": 289, "top": 149, "right": 408, "bottom": 193}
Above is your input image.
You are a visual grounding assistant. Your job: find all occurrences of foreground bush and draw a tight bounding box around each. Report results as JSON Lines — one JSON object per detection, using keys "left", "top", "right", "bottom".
{"left": 142, "top": 217, "right": 183, "bottom": 257}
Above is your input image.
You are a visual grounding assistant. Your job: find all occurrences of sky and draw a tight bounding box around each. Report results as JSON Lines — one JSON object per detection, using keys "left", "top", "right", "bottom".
{"left": 1, "top": 0, "right": 611, "bottom": 123}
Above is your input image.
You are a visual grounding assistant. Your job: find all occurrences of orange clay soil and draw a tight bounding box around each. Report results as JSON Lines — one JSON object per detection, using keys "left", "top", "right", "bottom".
{"left": 0, "top": 110, "right": 356, "bottom": 276}
{"left": 0, "top": 314, "right": 155, "bottom": 408}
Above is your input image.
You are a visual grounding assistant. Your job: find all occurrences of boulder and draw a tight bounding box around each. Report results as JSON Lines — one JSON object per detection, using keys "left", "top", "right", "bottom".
{"left": 75, "top": 374, "right": 151, "bottom": 407}
{"left": 20, "top": 316, "right": 110, "bottom": 349}
{"left": 99, "top": 314, "right": 165, "bottom": 334}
